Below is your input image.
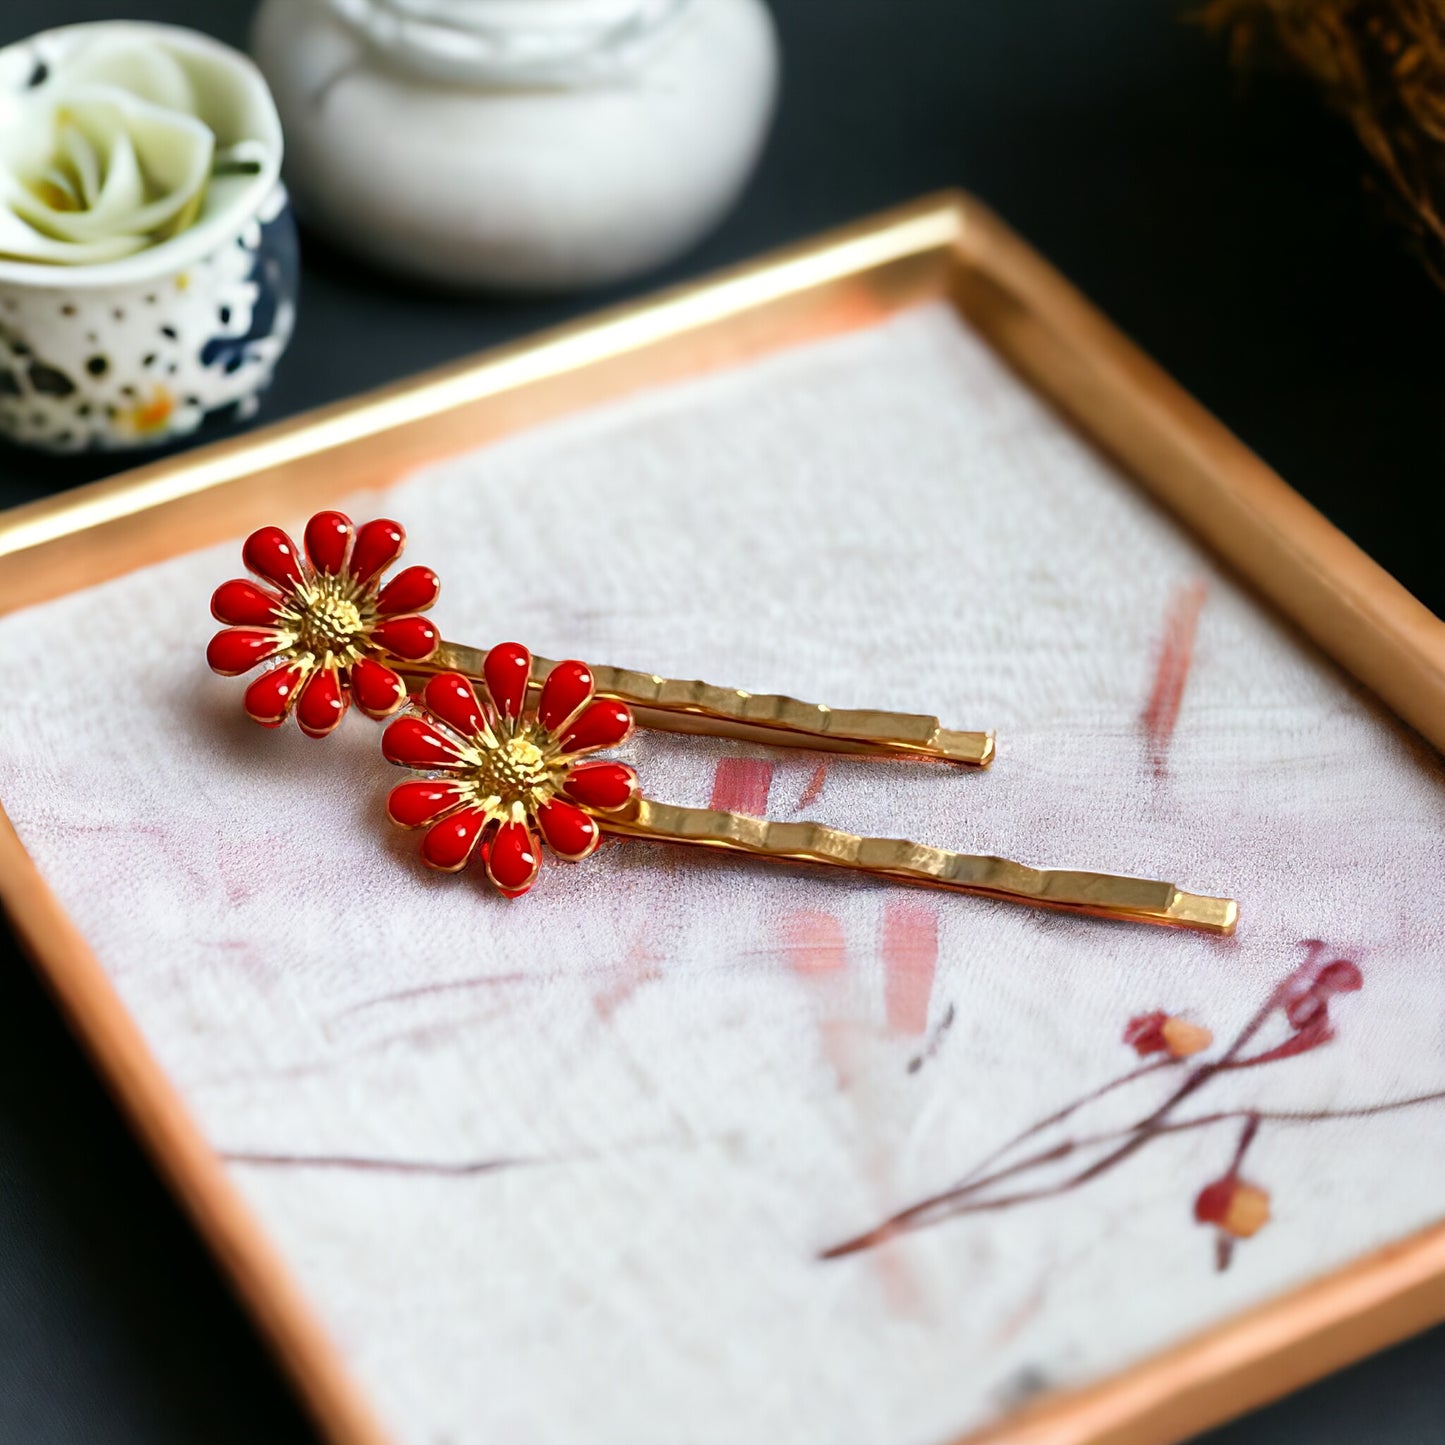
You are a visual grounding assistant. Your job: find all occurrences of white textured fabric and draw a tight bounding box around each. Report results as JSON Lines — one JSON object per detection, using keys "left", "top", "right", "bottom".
{"left": 3, "top": 304, "right": 1444, "bottom": 1445}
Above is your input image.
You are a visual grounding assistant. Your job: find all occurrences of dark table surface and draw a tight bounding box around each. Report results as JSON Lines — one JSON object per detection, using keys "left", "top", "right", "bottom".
{"left": 2, "top": 3, "right": 1443, "bottom": 1443}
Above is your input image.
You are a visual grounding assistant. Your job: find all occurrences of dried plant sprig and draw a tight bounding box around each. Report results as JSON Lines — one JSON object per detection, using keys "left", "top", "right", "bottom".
{"left": 1204, "top": 0, "right": 1445, "bottom": 281}
{"left": 822, "top": 941, "right": 1445, "bottom": 1269}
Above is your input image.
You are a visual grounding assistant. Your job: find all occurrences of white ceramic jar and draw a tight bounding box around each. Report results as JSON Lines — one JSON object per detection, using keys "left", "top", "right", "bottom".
{"left": 251, "top": 0, "right": 778, "bottom": 291}
{"left": 0, "top": 22, "right": 296, "bottom": 452}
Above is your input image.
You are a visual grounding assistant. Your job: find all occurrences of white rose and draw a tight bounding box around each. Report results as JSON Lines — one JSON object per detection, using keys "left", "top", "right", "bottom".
{"left": 0, "top": 33, "right": 269, "bottom": 265}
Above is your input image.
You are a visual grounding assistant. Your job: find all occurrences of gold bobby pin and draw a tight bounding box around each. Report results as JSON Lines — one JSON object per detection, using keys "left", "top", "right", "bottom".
{"left": 205, "top": 510, "right": 993, "bottom": 766}
{"left": 408, "top": 643, "right": 992, "bottom": 766}
{"left": 600, "top": 803, "right": 1237, "bottom": 934}
{"left": 378, "top": 649, "right": 1235, "bottom": 933}
{"left": 206, "top": 513, "right": 1234, "bottom": 931}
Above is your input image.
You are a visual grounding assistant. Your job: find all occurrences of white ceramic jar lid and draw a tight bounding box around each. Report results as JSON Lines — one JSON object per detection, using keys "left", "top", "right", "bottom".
{"left": 323, "top": 0, "right": 699, "bottom": 85}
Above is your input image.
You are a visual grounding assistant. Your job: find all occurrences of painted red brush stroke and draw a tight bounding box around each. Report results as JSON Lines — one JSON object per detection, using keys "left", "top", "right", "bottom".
{"left": 780, "top": 908, "right": 923, "bottom": 1315}
{"left": 882, "top": 900, "right": 938, "bottom": 1036}
{"left": 781, "top": 909, "right": 847, "bottom": 975}
{"left": 216, "top": 836, "right": 279, "bottom": 907}
{"left": 797, "top": 760, "right": 829, "bottom": 811}
{"left": 1141, "top": 580, "right": 1207, "bottom": 776}
{"left": 594, "top": 931, "right": 664, "bottom": 1020}
{"left": 780, "top": 910, "right": 849, "bottom": 1077}
{"left": 709, "top": 757, "right": 774, "bottom": 816}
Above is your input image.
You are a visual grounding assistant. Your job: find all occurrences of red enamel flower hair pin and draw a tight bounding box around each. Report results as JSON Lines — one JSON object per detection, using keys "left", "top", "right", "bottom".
{"left": 383, "top": 647, "right": 638, "bottom": 897}
{"left": 207, "top": 511, "right": 439, "bottom": 737}
{"left": 206, "top": 510, "right": 1238, "bottom": 929}
{"left": 209, "top": 511, "right": 995, "bottom": 764}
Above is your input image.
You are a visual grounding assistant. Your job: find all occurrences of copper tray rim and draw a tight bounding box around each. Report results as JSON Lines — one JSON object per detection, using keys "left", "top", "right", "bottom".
{"left": 1, "top": 189, "right": 1443, "bottom": 1445}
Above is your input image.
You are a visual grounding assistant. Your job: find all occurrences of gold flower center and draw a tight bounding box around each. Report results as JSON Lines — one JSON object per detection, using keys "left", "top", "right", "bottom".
{"left": 470, "top": 734, "right": 553, "bottom": 809}
{"left": 295, "top": 582, "right": 365, "bottom": 656}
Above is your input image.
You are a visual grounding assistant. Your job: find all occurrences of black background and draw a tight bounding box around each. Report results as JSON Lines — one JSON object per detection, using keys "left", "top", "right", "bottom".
{"left": 2, "top": 3, "right": 1443, "bottom": 1442}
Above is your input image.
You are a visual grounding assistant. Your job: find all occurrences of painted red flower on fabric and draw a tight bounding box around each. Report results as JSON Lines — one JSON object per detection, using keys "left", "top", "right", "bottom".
{"left": 207, "top": 511, "right": 440, "bottom": 738}
{"left": 382, "top": 645, "right": 640, "bottom": 897}
{"left": 1124, "top": 1011, "right": 1213, "bottom": 1060}
{"left": 1195, "top": 1174, "right": 1271, "bottom": 1239}
{"left": 1236, "top": 944, "right": 1364, "bottom": 1067}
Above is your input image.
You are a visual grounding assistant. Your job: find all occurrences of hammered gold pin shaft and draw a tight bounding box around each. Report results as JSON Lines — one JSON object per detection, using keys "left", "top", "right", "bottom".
{"left": 599, "top": 798, "right": 1237, "bottom": 934}
{"left": 405, "top": 644, "right": 994, "bottom": 767}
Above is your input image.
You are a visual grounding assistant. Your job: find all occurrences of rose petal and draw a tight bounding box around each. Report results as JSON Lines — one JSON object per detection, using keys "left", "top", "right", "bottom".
{"left": 242, "top": 524, "right": 305, "bottom": 594}
{"left": 2, "top": 88, "right": 214, "bottom": 263}
{"left": 371, "top": 615, "right": 439, "bottom": 662}
{"left": 535, "top": 798, "right": 600, "bottom": 861}
{"left": 376, "top": 565, "right": 439, "bottom": 617}
{"left": 487, "top": 819, "right": 540, "bottom": 896}
{"left": 349, "top": 518, "right": 405, "bottom": 586}
{"left": 421, "top": 806, "right": 489, "bottom": 871}
{"left": 537, "top": 660, "right": 595, "bottom": 734}
{"left": 211, "top": 578, "right": 283, "bottom": 627}
{"left": 243, "top": 661, "right": 310, "bottom": 726}
{"left": 296, "top": 664, "right": 349, "bottom": 739}
{"left": 423, "top": 673, "right": 489, "bottom": 740}
{"left": 382, "top": 715, "right": 465, "bottom": 770}
{"left": 561, "top": 760, "right": 639, "bottom": 813}
{"left": 351, "top": 657, "right": 407, "bottom": 719}
{"left": 558, "top": 699, "right": 633, "bottom": 755}
{"left": 304, "top": 510, "right": 353, "bottom": 575}
{"left": 207, "top": 626, "right": 285, "bottom": 676}
{"left": 388, "top": 780, "right": 468, "bottom": 829}
{"left": 483, "top": 642, "right": 532, "bottom": 722}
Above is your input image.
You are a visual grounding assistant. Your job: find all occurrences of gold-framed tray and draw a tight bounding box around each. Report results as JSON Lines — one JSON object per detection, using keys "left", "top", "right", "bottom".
{"left": 2, "top": 192, "right": 1444, "bottom": 1445}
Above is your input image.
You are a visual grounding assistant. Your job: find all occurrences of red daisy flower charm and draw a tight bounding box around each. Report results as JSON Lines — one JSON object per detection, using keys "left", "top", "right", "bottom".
{"left": 382, "top": 645, "right": 641, "bottom": 897}
{"left": 207, "top": 511, "right": 441, "bottom": 738}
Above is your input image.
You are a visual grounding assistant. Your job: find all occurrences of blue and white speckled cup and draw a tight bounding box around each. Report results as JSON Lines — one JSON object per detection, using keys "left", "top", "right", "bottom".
{"left": 0, "top": 22, "right": 298, "bottom": 452}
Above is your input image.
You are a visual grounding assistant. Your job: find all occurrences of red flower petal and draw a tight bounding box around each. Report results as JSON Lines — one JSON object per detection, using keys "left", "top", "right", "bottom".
{"left": 349, "top": 518, "right": 405, "bottom": 586}
{"left": 211, "top": 578, "right": 284, "bottom": 627}
{"left": 538, "top": 660, "right": 595, "bottom": 734}
{"left": 535, "top": 798, "right": 600, "bottom": 861}
{"left": 487, "top": 819, "right": 540, "bottom": 896}
{"left": 1194, "top": 1176, "right": 1270, "bottom": 1238}
{"left": 376, "top": 565, "right": 439, "bottom": 617}
{"left": 1194, "top": 1178, "right": 1235, "bottom": 1226}
{"left": 243, "top": 662, "right": 309, "bottom": 726}
{"left": 1284, "top": 994, "right": 1326, "bottom": 1031}
{"left": 423, "top": 673, "right": 489, "bottom": 739}
{"left": 372, "top": 615, "right": 439, "bottom": 662}
{"left": 382, "top": 715, "right": 465, "bottom": 770}
{"left": 388, "top": 779, "right": 468, "bottom": 828}
{"left": 207, "top": 627, "right": 286, "bottom": 676}
{"left": 483, "top": 642, "right": 532, "bottom": 722}
{"left": 421, "top": 806, "right": 489, "bottom": 871}
{"left": 1283, "top": 961, "right": 1362, "bottom": 1029}
{"left": 304, "top": 510, "right": 353, "bottom": 575}
{"left": 296, "top": 665, "right": 349, "bottom": 739}
{"left": 242, "top": 525, "right": 305, "bottom": 594}
{"left": 562, "top": 760, "right": 639, "bottom": 812}
{"left": 1316, "top": 960, "right": 1363, "bottom": 994}
{"left": 559, "top": 699, "right": 633, "bottom": 754}
{"left": 1124, "top": 1011, "right": 1169, "bottom": 1056}
{"left": 351, "top": 657, "right": 407, "bottom": 719}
